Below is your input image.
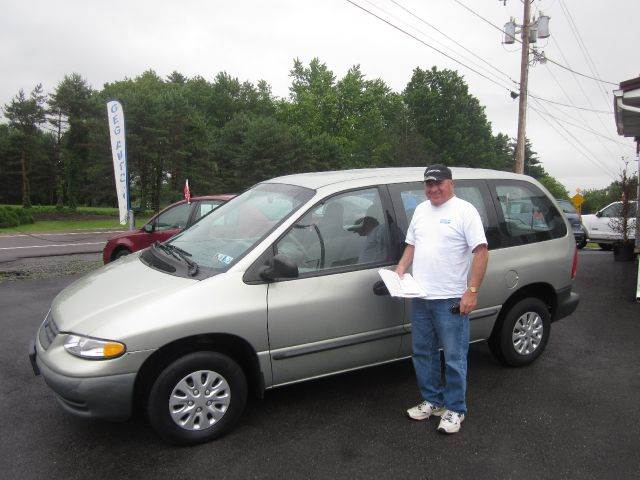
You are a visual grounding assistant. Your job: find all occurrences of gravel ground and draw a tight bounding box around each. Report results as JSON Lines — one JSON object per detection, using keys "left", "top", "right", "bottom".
{"left": 0, "top": 253, "right": 102, "bottom": 282}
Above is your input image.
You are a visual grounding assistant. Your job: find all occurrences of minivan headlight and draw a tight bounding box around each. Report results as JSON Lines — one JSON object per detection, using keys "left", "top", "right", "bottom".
{"left": 64, "top": 335, "right": 126, "bottom": 359}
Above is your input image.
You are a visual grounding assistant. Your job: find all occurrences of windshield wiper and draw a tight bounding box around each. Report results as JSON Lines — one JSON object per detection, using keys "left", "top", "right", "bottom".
{"left": 153, "top": 242, "right": 199, "bottom": 276}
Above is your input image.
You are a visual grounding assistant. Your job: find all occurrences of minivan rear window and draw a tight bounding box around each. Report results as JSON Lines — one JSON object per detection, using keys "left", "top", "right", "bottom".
{"left": 493, "top": 181, "right": 567, "bottom": 244}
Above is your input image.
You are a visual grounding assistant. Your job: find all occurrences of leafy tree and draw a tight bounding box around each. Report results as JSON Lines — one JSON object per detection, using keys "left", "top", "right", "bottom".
{"left": 582, "top": 173, "right": 638, "bottom": 214}
{"left": 49, "top": 73, "right": 100, "bottom": 208}
{"left": 0, "top": 61, "right": 574, "bottom": 210}
{"left": 3, "top": 85, "right": 47, "bottom": 206}
{"left": 404, "top": 67, "right": 497, "bottom": 168}
{"left": 538, "top": 175, "right": 569, "bottom": 199}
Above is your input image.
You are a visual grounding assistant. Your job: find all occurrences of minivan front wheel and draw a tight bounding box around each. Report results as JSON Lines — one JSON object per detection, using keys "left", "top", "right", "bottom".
{"left": 489, "top": 298, "right": 550, "bottom": 367}
{"left": 147, "top": 351, "right": 247, "bottom": 445}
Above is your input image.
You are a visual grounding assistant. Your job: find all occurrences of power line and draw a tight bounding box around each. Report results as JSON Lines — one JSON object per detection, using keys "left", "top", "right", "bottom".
{"left": 344, "top": 0, "right": 514, "bottom": 92}
{"left": 529, "top": 106, "right": 615, "bottom": 180}
{"left": 388, "top": 0, "right": 519, "bottom": 86}
{"left": 348, "top": 0, "right": 615, "bottom": 119}
{"left": 558, "top": 0, "right": 612, "bottom": 105}
{"left": 528, "top": 94, "right": 613, "bottom": 114}
{"left": 528, "top": 103, "right": 633, "bottom": 148}
{"left": 450, "top": 0, "right": 619, "bottom": 86}
{"left": 360, "top": 0, "right": 514, "bottom": 87}
{"left": 554, "top": 1, "right": 624, "bottom": 157}
{"left": 529, "top": 96, "right": 617, "bottom": 178}
{"left": 542, "top": 64, "right": 618, "bottom": 160}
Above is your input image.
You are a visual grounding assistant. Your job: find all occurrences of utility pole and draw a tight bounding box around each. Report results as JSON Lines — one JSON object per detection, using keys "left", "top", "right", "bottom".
{"left": 503, "top": 2, "right": 550, "bottom": 174}
{"left": 514, "top": 0, "right": 531, "bottom": 174}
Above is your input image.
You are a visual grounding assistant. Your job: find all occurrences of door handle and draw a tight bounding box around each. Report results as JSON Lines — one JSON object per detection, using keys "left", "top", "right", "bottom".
{"left": 373, "top": 280, "right": 390, "bottom": 296}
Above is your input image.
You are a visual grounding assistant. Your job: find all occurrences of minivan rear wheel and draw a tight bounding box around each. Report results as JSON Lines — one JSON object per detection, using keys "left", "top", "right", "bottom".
{"left": 147, "top": 351, "right": 247, "bottom": 445}
{"left": 489, "top": 298, "right": 550, "bottom": 367}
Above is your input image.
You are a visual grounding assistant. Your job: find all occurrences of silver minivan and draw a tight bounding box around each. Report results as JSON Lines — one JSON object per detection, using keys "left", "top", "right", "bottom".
{"left": 29, "top": 167, "right": 579, "bottom": 445}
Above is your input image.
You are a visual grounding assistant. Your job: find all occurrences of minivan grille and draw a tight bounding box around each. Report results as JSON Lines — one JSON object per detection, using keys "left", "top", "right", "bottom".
{"left": 38, "top": 310, "right": 59, "bottom": 350}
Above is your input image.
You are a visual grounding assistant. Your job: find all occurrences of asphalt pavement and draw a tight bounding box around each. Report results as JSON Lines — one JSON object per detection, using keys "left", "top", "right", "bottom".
{"left": 1, "top": 250, "right": 638, "bottom": 480}
{"left": 0, "top": 229, "right": 125, "bottom": 262}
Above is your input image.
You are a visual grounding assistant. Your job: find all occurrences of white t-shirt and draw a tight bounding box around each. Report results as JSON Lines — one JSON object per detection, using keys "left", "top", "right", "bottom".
{"left": 405, "top": 196, "right": 487, "bottom": 299}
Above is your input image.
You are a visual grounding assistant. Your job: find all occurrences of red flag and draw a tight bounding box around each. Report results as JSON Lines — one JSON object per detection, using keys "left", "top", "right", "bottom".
{"left": 184, "top": 179, "right": 191, "bottom": 204}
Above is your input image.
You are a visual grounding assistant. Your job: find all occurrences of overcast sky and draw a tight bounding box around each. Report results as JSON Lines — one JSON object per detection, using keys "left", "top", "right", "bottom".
{"left": 2, "top": 0, "right": 638, "bottom": 193}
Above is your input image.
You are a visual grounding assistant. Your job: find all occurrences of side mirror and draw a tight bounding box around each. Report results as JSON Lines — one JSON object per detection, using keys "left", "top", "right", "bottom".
{"left": 258, "top": 254, "right": 299, "bottom": 281}
{"left": 143, "top": 223, "right": 154, "bottom": 233}
{"left": 596, "top": 211, "right": 603, "bottom": 218}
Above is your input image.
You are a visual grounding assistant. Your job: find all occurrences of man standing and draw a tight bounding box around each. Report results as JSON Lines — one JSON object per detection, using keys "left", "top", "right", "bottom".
{"left": 395, "top": 164, "right": 488, "bottom": 434}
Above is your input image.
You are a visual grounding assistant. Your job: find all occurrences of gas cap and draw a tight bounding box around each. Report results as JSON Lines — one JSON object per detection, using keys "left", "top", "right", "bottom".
{"left": 505, "top": 270, "right": 519, "bottom": 289}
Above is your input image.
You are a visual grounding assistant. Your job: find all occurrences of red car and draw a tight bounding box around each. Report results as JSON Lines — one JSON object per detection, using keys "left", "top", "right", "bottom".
{"left": 102, "top": 194, "right": 234, "bottom": 263}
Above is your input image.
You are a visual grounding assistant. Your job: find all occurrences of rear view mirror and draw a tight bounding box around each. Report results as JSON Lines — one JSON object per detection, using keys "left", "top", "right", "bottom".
{"left": 596, "top": 211, "right": 603, "bottom": 218}
{"left": 258, "top": 254, "right": 299, "bottom": 281}
{"left": 143, "top": 223, "right": 154, "bottom": 233}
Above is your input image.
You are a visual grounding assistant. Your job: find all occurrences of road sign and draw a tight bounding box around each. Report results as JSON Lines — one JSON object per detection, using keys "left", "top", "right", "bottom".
{"left": 571, "top": 193, "right": 584, "bottom": 209}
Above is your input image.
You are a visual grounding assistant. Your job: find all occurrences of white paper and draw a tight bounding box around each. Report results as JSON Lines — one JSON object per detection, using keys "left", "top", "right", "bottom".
{"left": 378, "top": 269, "right": 427, "bottom": 298}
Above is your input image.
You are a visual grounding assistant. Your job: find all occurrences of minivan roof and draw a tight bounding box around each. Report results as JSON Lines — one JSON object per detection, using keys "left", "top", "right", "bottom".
{"left": 266, "top": 167, "right": 526, "bottom": 190}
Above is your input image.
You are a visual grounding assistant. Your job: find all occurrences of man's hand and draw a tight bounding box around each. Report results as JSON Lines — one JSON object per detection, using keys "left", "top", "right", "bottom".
{"left": 395, "top": 244, "right": 414, "bottom": 280}
{"left": 459, "top": 290, "right": 478, "bottom": 315}
{"left": 459, "top": 244, "right": 488, "bottom": 315}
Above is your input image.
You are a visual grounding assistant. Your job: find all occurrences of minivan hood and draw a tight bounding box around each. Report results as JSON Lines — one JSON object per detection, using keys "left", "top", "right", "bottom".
{"left": 51, "top": 254, "right": 195, "bottom": 335}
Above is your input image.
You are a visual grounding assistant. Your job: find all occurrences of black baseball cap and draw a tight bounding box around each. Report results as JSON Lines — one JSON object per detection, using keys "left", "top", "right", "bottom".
{"left": 424, "top": 164, "right": 452, "bottom": 182}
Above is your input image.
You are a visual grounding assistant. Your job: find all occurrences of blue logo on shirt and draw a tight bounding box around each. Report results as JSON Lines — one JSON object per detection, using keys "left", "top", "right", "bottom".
{"left": 440, "top": 218, "right": 452, "bottom": 224}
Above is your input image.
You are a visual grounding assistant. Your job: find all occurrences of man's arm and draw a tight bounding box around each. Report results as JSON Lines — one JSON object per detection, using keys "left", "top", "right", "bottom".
{"left": 395, "top": 244, "right": 415, "bottom": 278}
{"left": 459, "top": 244, "right": 489, "bottom": 315}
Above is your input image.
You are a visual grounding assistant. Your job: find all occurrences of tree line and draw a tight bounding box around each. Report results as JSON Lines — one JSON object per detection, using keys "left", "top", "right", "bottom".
{"left": 1, "top": 59, "right": 571, "bottom": 212}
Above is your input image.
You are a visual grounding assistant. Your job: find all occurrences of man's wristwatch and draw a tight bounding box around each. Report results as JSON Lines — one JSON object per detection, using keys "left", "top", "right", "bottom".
{"left": 467, "top": 286, "right": 478, "bottom": 293}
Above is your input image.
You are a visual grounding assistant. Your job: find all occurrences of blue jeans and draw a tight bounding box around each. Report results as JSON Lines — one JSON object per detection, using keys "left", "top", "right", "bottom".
{"left": 411, "top": 298, "right": 470, "bottom": 414}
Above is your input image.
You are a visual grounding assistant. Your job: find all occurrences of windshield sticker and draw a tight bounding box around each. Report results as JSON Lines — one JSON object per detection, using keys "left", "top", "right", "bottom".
{"left": 216, "top": 253, "right": 234, "bottom": 265}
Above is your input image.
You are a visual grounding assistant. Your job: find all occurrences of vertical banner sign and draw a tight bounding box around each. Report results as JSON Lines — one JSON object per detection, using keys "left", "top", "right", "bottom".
{"left": 107, "top": 100, "right": 129, "bottom": 225}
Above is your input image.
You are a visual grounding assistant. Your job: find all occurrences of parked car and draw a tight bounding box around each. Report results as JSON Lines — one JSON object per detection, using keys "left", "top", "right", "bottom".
{"left": 102, "top": 195, "right": 234, "bottom": 263}
{"left": 30, "top": 168, "right": 579, "bottom": 445}
{"left": 582, "top": 200, "right": 637, "bottom": 250}
{"left": 556, "top": 199, "right": 587, "bottom": 249}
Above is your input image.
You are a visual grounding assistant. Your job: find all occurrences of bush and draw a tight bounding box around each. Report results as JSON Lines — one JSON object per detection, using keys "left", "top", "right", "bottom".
{"left": 0, "top": 206, "right": 34, "bottom": 228}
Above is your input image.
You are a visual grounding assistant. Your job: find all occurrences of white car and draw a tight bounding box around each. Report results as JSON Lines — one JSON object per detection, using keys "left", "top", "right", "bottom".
{"left": 582, "top": 201, "right": 637, "bottom": 250}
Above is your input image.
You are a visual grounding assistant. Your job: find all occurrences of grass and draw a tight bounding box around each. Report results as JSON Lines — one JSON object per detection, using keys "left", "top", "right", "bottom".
{"left": 0, "top": 217, "right": 151, "bottom": 234}
{"left": 0, "top": 204, "right": 155, "bottom": 234}
{"left": 0, "top": 205, "right": 155, "bottom": 217}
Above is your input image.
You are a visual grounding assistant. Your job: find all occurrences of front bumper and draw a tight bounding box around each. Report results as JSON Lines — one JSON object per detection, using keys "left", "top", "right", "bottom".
{"left": 30, "top": 333, "right": 142, "bottom": 421}
{"left": 35, "top": 351, "right": 136, "bottom": 420}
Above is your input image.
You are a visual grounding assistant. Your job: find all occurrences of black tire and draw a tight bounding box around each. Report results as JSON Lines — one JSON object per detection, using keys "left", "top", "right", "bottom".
{"left": 488, "top": 298, "right": 551, "bottom": 367}
{"left": 598, "top": 243, "right": 613, "bottom": 251}
{"left": 113, "top": 249, "right": 131, "bottom": 260}
{"left": 147, "top": 351, "right": 247, "bottom": 445}
{"left": 576, "top": 238, "right": 587, "bottom": 250}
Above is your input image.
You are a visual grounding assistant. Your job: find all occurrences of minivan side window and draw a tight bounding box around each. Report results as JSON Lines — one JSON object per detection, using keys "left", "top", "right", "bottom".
{"left": 492, "top": 181, "right": 567, "bottom": 244}
{"left": 394, "top": 181, "right": 499, "bottom": 249}
{"left": 275, "top": 188, "right": 392, "bottom": 274}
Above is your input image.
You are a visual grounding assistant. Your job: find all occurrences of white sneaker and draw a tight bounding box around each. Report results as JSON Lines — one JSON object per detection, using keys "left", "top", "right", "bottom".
{"left": 437, "top": 410, "right": 465, "bottom": 434}
{"left": 407, "top": 401, "right": 445, "bottom": 420}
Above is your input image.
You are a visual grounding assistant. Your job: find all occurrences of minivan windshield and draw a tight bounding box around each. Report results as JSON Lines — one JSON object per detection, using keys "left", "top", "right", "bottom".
{"left": 162, "top": 183, "right": 314, "bottom": 275}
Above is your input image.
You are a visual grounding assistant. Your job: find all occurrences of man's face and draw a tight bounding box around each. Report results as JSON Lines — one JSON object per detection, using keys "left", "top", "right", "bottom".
{"left": 425, "top": 179, "right": 454, "bottom": 206}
